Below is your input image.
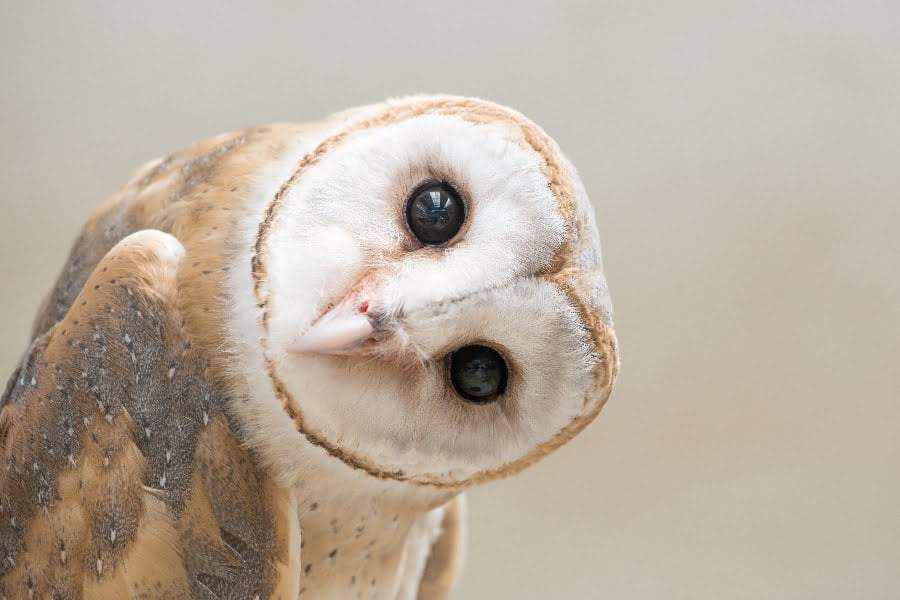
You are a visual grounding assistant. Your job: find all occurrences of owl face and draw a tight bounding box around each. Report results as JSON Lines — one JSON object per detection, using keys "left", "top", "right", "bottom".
{"left": 229, "top": 97, "right": 617, "bottom": 490}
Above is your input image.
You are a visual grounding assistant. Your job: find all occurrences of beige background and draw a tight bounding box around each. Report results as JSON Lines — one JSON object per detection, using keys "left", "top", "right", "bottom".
{"left": 1, "top": 2, "right": 898, "bottom": 598}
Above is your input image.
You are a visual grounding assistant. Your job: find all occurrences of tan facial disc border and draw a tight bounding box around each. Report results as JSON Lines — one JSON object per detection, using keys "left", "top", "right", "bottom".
{"left": 250, "top": 97, "right": 618, "bottom": 488}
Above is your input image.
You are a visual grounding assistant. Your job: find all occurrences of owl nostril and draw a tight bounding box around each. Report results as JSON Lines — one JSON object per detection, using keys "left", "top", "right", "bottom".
{"left": 449, "top": 345, "right": 508, "bottom": 404}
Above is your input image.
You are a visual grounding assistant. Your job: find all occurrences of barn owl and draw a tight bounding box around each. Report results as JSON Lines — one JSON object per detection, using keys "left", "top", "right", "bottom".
{"left": 0, "top": 95, "right": 618, "bottom": 600}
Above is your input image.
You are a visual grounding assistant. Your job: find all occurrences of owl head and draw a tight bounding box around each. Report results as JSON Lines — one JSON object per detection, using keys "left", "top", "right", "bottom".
{"left": 226, "top": 96, "right": 618, "bottom": 494}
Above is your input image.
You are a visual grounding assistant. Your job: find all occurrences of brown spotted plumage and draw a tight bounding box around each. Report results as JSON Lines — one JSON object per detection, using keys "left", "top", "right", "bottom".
{"left": 1, "top": 232, "right": 294, "bottom": 599}
{"left": 1, "top": 96, "right": 618, "bottom": 599}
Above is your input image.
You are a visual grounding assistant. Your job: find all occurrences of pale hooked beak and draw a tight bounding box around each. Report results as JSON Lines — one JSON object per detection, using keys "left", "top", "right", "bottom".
{"left": 288, "top": 286, "right": 388, "bottom": 356}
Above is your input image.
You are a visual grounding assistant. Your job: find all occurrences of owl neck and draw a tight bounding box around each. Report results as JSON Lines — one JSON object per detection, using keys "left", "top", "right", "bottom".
{"left": 286, "top": 454, "right": 457, "bottom": 597}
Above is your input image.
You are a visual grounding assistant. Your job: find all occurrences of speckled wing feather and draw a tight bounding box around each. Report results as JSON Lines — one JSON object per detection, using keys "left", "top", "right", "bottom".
{"left": 0, "top": 230, "right": 298, "bottom": 600}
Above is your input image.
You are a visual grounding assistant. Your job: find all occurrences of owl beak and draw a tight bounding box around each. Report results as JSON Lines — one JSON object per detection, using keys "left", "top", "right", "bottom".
{"left": 287, "top": 291, "right": 383, "bottom": 356}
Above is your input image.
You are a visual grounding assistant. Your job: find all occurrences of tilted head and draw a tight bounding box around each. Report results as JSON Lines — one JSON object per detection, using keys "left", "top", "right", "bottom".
{"left": 228, "top": 96, "right": 618, "bottom": 492}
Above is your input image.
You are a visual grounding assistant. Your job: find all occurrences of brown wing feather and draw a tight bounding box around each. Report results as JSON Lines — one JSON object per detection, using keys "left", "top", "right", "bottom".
{"left": 0, "top": 230, "right": 297, "bottom": 599}
{"left": 416, "top": 495, "right": 466, "bottom": 600}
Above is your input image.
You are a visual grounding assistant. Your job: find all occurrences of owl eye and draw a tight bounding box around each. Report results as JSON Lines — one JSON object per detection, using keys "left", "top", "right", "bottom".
{"left": 405, "top": 183, "right": 466, "bottom": 245}
{"left": 449, "top": 345, "right": 508, "bottom": 404}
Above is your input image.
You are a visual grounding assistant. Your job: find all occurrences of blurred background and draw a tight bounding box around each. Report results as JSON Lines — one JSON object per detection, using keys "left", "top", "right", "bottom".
{"left": 1, "top": 2, "right": 897, "bottom": 598}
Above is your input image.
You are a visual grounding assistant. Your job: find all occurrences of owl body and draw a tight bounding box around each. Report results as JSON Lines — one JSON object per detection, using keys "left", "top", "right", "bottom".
{"left": 0, "top": 97, "right": 617, "bottom": 599}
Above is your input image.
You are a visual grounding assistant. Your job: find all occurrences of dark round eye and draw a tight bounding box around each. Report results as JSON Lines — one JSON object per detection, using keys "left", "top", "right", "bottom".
{"left": 405, "top": 183, "right": 466, "bottom": 245}
{"left": 449, "top": 345, "right": 508, "bottom": 404}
